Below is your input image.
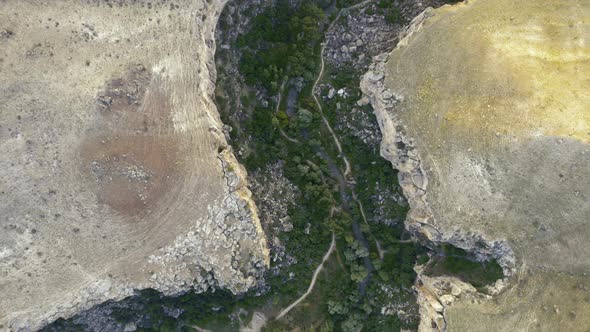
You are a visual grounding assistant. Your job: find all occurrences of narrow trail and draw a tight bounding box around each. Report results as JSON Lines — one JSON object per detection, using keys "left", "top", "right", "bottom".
{"left": 312, "top": 0, "right": 388, "bottom": 260}
{"left": 352, "top": 189, "right": 385, "bottom": 259}
{"left": 280, "top": 128, "right": 300, "bottom": 143}
{"left": 310, "top": 41, "right": 376, "bottom": 296}
{"left": 312, "top": 43, "right": 352, "bottom": 179}
{"left": 275, "top": 79, "right": 287, "bottom": 114}
{"left": 278, "top": 0, "right": 376, "bottom": 180}
{"left": 274, "top": 0, "right": 393, "bottom": 321}
{"left": 313, "top": 0, "right": 376, "bottom": 178}
{"left": 275, "top": 233, "right": 336, "bottom": 320}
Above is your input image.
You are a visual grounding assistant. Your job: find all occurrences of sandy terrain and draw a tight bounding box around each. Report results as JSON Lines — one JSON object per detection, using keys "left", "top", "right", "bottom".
{"left": 0, "top": 1, "right": 268, "bottom": 330}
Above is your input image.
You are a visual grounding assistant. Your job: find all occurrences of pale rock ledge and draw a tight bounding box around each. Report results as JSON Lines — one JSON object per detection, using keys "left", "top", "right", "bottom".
{"left": 361, "top": 0, "right": 590, "bottom": 330}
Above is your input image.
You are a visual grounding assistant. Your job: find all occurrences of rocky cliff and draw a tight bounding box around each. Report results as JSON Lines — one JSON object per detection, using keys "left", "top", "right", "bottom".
{"left": 361, "top": 0, "right": 590, "bottom": 330}
{"left": 0, "top": 1, "right": 268, "bottom": 330}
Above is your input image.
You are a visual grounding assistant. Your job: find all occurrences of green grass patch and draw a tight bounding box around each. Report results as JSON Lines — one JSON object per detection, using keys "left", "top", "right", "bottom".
{"left": 425, "top": 245, "right": 504, "bottom": 288}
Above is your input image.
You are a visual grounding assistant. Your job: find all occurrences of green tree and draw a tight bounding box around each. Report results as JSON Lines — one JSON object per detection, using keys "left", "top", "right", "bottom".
{"left": 297, "top": 108, "right": 313, "bottom": 128}
{"left": 327, "top": 300, "right": 349, "bottom": 315}
{"left": 341, "top": 313, "right": 363, "bottom": 332}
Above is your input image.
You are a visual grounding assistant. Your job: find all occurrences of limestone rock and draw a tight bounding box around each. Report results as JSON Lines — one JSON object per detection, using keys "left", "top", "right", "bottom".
{"left": 362, "top": 0, "right": 590, "bottom": 330}
{"left": 328, "top": 88, "right": 336, "bottom": 99}
{"left": 0, "top": 1, "right": 269, "bottom": 330}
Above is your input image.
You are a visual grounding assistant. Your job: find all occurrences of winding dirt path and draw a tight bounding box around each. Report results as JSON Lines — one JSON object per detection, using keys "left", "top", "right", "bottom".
{"left": 275, "top": 233, "right": 336, "bottom": 320}
{"left": 273, "top": 0, "right": 384, "bottom": 322}
{"left": 312, "top": 0, "right": 390, "bottom": 259}
{"left": 280, "top": 128, "right": 300, "bottom": 143}
{"left": 312, "top": 43, "right": 352, "bottom": 178}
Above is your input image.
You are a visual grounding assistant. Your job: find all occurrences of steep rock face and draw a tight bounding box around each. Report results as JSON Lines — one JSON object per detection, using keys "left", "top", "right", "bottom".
{"left": 0, "top": 1, "right": 268, "bottom": 330}
{"left": 362, "top": 0, "right": 590, "bottom": 330}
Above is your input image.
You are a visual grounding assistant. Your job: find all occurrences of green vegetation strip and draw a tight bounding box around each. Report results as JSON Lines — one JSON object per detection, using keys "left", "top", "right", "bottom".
{"left": 43, "top": 1, "right": 504, "bottom": 331}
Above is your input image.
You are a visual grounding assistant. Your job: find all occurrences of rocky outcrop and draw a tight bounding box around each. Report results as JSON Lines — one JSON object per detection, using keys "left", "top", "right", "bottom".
{"left": 413, "top": 264, "right": 511, "bottom": 331}
{"left": 325, "top": 0, "right": 448, "bottom": 70}
{"left": 361, "top": 37, "right": 514, "bottom": 332}
{"left": 362, "top": 7, "right": 515, "bottom": 270}
{"left": 0, "top": 1, "right": 268, "bottom": 330}
{"left": 362, "top": 0, "right": 590, "bottom": 330}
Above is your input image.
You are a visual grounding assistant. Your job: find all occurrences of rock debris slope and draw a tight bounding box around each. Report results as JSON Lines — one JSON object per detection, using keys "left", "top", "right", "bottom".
{"left": 362, "top": 0, "right": 590, "bottom": 330}
{"left": 0, "top": 1, "right": 268, "bottom": 330}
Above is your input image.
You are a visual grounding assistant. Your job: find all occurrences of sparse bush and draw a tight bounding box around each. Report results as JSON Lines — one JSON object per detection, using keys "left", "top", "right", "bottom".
{"left": 425, "top": 244, "right": 504, "bottom": 288}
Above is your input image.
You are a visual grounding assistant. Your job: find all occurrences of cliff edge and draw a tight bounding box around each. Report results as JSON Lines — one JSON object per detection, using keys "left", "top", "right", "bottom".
{"left": 0, "top": 1, "right": 268, "bottom": 330}
{"left": 361, "top": 0, "right": 590, "bottom": 330}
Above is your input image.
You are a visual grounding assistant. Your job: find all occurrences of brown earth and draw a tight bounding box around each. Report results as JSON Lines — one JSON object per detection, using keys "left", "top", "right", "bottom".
{"left": 0, "top": 1, "right": 268, "bottom": 330}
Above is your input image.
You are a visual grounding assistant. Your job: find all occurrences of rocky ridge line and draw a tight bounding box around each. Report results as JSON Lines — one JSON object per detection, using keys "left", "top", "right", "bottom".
{"left": 0, "top": 0, "right": 269, "bottom": 329}
{"left": 359, "top": 8, "right": 515, "bottom": 331}
{"left": 146, "top": 146, "right": 269, "bottom": 296}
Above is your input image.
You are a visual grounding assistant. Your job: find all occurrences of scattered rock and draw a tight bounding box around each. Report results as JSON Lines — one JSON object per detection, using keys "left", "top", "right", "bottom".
{"left": 328, "top": 88, "right": 336, "bottom": 99}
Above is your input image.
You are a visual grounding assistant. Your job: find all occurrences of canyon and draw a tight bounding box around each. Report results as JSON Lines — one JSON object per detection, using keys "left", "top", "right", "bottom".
{"left": 1, "top": 0, "right": 589, "bottom": 330}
